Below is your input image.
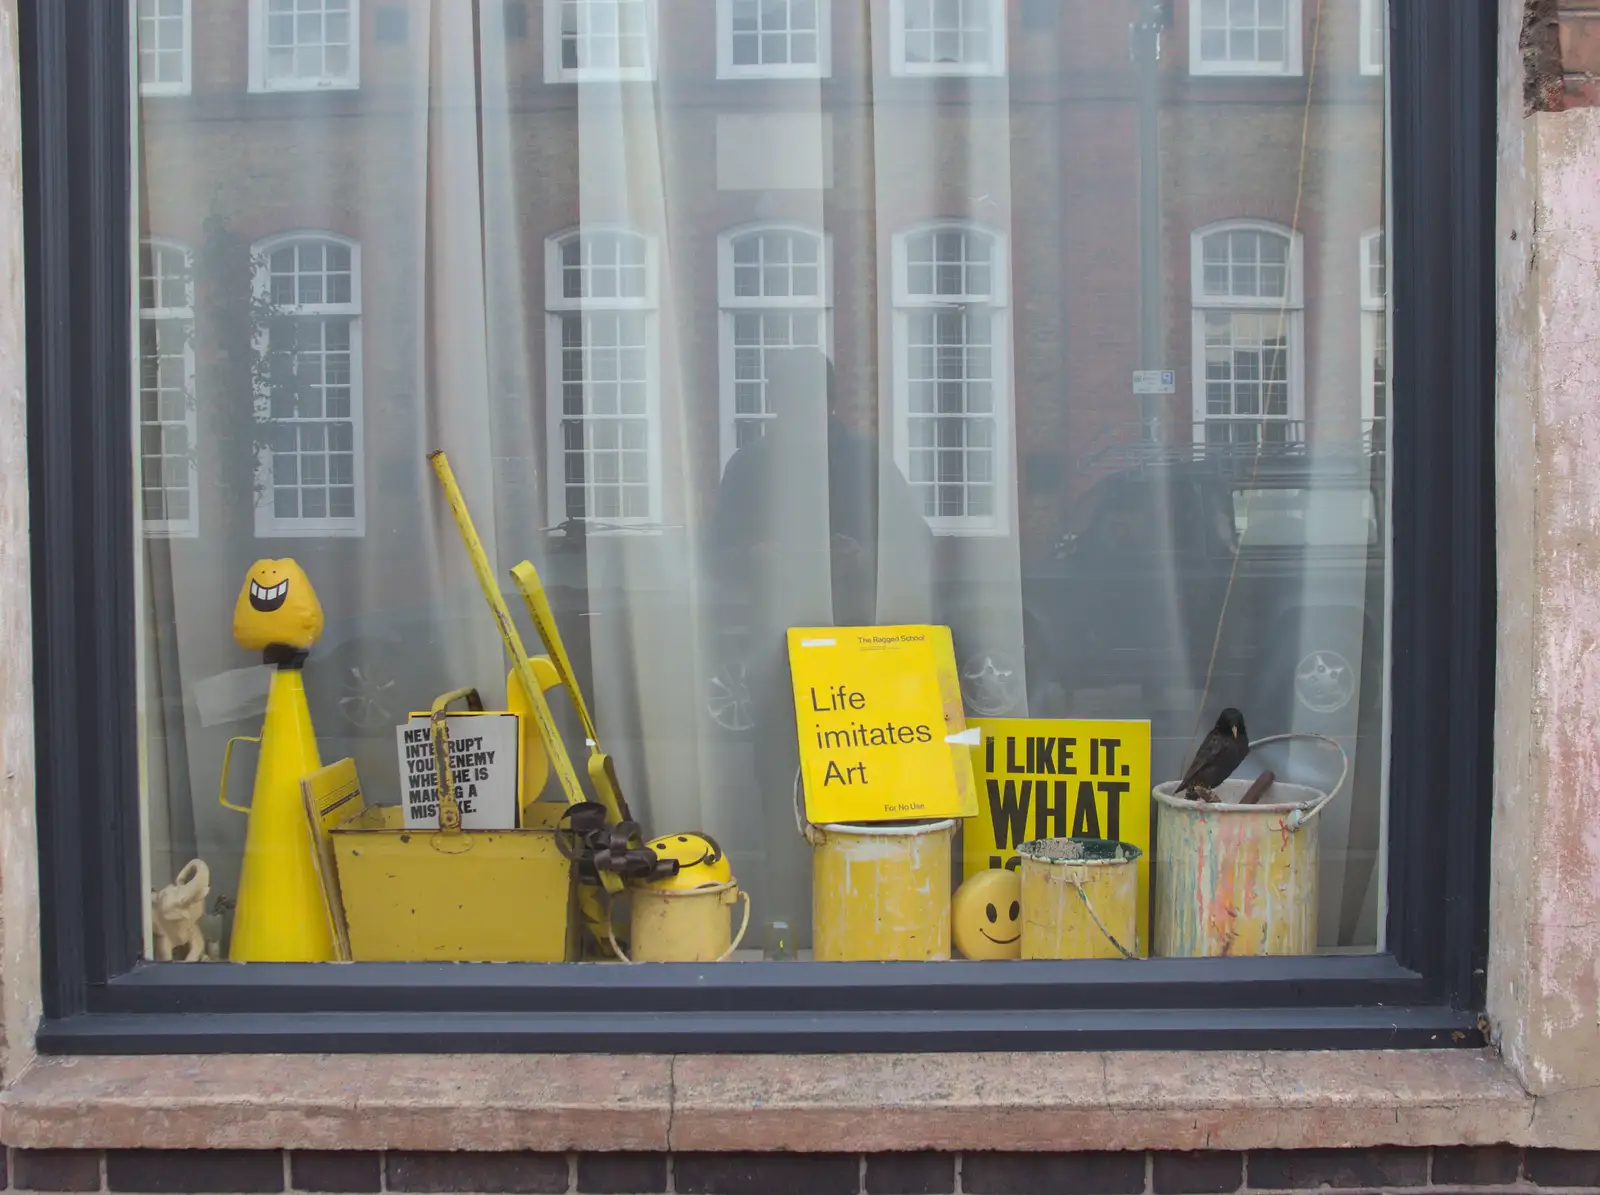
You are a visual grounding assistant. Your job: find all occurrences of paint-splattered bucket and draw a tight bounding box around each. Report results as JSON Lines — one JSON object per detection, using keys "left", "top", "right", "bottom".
{"left": 1152, "top": 733, "right": 1348, "bottom": 958}
{"left": 805, "top": 819, "right": 955, "bottom": 961}
{"left": 1019, "top": 837, "right": 1143, "bottom": 960}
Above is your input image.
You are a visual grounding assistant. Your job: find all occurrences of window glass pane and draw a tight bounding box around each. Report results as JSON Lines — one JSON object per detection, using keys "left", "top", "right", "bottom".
{"left": 132, "top": 0, "right": 1390, "bottom": 971}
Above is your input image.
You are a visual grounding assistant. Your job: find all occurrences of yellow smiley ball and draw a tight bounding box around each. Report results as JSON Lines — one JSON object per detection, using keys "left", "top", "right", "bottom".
{"left": 952, "top": 869, "right": 1023, "bottom": 960}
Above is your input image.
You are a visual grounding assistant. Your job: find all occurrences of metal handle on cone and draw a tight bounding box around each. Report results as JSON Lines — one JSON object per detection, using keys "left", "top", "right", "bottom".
{"left": 219, "top": 735, "right": 261, "bottom": 813}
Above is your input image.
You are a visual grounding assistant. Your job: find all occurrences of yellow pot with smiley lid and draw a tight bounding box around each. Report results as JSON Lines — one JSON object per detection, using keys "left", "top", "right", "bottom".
{"left": 613, "top": 832, "right": 749, "bottom": 963}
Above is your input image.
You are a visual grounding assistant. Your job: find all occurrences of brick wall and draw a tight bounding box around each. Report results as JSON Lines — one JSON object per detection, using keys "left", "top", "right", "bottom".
{"left": 7, "top": 1146, "right": 1600, "bottom": 1195}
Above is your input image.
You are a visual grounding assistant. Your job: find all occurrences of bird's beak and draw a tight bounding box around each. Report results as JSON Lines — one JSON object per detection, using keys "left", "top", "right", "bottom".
{"left": 1232, "top": 727, "right": 1239, "bottom": 738}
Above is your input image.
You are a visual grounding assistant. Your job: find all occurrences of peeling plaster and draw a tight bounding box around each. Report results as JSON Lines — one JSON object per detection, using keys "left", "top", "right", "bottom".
{"left": 1492, "top": 0, "right": 1600, "bottom": 1091}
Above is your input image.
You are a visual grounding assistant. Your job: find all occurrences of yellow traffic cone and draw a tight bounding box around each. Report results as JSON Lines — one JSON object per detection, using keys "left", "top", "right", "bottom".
{"left": 219, "top": 560, "right": 337, "bottom": 962}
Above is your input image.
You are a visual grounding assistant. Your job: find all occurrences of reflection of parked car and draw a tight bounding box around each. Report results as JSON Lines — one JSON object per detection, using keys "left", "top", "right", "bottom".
{"left": 1023, "top": 439, "right": 1386, "bottom": 737}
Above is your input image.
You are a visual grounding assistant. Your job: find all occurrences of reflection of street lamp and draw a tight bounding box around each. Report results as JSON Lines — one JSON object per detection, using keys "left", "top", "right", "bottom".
{"left": 1132, "top": 1, "right": 1172, "bottom": 442}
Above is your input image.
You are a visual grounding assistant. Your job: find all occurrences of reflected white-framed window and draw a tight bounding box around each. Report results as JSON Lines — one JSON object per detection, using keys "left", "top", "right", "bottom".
{"left": 137, "top": 0, "right": 191, "bottom": 97}
{"left": 545, "top": 0, "right": 657, "bottom": 82}
{"left": 889, "top": 0, "right": 1005, "bottom": 77}
{"left": 252, "top": 233, "right": 363, "bottom": 537}
{"left": 717, "top": 0, "right": 830, "bottom": 78}
{"left": 1360, "top": 228, "right": 1387, "bottom": 426}
{"left": 717, "top": 224, "right": 832, "bottom": 464}
{"left": 1190, "top": 0, "right": 1302, "bottom": 77}
{"left": 1360, "top": 0, "right": 1385, "bottom": 75}
{"left": 545, "top": 228, "right": 661, "bottom": 525}
{"left": 248, "top": 0, "right": 359, "bottom": 92}
{"left": 138, "top": 239, "right": 197, "bottom": 536}
{"left": 1190, "top": 220, "right": 1305, "bottom": 445}
{"left": 891, "top": 223, "right": 1010, "bottom": 535}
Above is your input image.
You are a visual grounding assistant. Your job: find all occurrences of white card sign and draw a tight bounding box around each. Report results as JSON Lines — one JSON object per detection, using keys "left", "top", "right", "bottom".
{"left": 395, "top": 713, "right": 519, "bottom": 830}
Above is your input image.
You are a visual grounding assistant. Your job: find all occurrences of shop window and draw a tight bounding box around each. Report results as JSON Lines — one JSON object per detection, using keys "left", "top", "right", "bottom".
{"left": 889, "top": 0, "right": 1005, "bottom": 77}
{"left": 252, "top": 234, "right": 363, "bottom": 536}
{"left": 1360, "top": 0, "right": 1385, "bottom": 75}
{"left": 136, "top": 0, "right": 191, "bottom": 97}
{"left": 1190, "top": 221, "right": 1304, "bottom": 445}
{"left": 1189, "top": 0, "right": 1303, "bottom": 77}
{"left": 545, "top": 0, "right": 656, "bottom": 82}
{"left": 138, "top": 240, "right": 197, "bottom": 536}
{"left": 717, "top": 225, "right": 831, "bottom": 463}
{"left": 545, "top": 228, "right": 660, "bottom": 524}
{"left": 249, "top": 0, "right": 359, "bottom": 92}
{"left": 24, "top": 0, "right": 1499, "bottom": 1054}
{"left": 718, "top": 0, "right": 830, "bottom": 78}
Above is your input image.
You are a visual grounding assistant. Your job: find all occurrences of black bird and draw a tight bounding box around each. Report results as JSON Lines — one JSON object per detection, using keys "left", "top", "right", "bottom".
{"left": 1178, "top": 708, "right": 1250, "bottom": 802}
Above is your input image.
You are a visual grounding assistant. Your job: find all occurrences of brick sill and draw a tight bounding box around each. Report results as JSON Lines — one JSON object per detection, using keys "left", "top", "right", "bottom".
{"left": 0, "top": 1050, "right": 1543, "bottom": 1154}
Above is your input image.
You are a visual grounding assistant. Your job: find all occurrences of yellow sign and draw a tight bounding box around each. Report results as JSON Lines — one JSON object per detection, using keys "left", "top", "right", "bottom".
{"left": 789, "top": 625, "right": 979, "bottom": 825}
{"left": 963, "top": 718, "right": 1152, "bottom": 954}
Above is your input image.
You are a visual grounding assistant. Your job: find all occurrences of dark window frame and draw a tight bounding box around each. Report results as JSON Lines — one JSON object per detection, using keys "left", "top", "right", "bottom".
{"left": 21, "top": 0, "right": 1496, "bottom": 1054}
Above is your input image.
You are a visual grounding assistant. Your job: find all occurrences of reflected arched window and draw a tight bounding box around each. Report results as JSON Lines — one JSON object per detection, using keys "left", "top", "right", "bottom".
{"left": 1190, "top": 220, "right": 1304, "bottom": 446}
{"left": 1361, "top": 228, "right": 1387, "bottom": 427}
{"left": 717, "top": 225, "right": 830, "bottom": 462}
{"left": 138, "top": 239, "right": 196, "bottom": 535}
{"left": 136, "top": 0, "right": 191, "bottom": 96}
{"left": 892, "top": 223, "right": 1010, "bottom": 533}
{"left": 544, "top": 0, "right": 656, "bottom": 82}
{"left": 1190, "top": 0, "right": 1302, "bottom": 77}
{"left": 889, "top": 0, "right": 1005, "bottom": 76}
{"left": 545, "top": 228, "right": 659, "bottom": 524}
{"left": 253, "top": 233, "right": 363, "bottom": 535}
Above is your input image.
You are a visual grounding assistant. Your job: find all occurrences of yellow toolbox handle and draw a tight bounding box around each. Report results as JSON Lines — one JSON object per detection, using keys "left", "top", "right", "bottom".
{"left": 218, "top": 735, "right": 261, "bottom": 813}
{"left": 428, "top": 687, "right": 483, "bottom": 833}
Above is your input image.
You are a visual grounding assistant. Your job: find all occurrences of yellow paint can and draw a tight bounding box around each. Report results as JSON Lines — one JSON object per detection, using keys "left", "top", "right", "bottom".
{"left": 1151, "top": 733, "right": 1347, "bottom": 957}
{"left": 611, "top": 881, "right": 751, "bottom": 963}
{"left": 1018, "top": 838, "right": 1142, "bottom": 960}
{"left": 808, "top": 819, "right": 955, "bottom": 961}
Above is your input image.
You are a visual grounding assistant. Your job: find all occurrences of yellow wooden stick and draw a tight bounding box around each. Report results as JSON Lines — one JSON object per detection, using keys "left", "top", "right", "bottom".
{"left": 511, "top": 560, "right": 598, "bottom": 745}
{"left": 510, "top": 561, "right": 633, "bottom": 826}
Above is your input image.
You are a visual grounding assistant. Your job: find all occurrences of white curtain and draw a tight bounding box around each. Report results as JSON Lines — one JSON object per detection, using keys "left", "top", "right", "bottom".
{"left": 135, "top": 0, "right": 1386, "bottom": 954}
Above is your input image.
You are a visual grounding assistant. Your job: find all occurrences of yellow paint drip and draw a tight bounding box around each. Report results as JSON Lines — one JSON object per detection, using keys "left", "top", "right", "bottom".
{"left": 1018, "top": 838, "right": 1142, "bottom": 960}
{"left": 811, "top": 820, "right": 954, "bottom": 961}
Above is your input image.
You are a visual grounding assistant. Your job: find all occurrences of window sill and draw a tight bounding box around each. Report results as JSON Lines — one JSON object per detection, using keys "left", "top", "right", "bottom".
{"left": 0, "top": 1049, "right": 1535, "bottom": 1153}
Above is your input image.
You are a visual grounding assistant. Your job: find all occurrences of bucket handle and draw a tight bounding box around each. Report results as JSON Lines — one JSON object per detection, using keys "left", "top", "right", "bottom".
{"left": 1245, "top": 731, "right": 1350, "bottom": 832}
{"left": 1066, "top": 879, "right": 1140, "bottom": 961}
{"left": 605, "top": 886, "right": 752, "bottom": 964}
{"left": 218, "top": 735, "right": 261, "bottom": 813}
{"left": 429, "top": 687, "right": 485, "bottom": 834}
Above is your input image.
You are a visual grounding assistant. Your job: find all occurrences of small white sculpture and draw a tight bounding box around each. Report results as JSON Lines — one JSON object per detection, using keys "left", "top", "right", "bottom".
{"left": 152, "top": 859, "right": 211, "bottom": 962}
